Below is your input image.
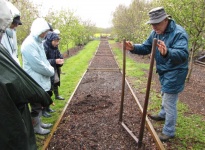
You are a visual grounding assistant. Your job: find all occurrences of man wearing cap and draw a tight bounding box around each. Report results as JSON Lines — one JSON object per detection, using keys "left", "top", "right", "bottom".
{"left": 125, "top": 7, "right": 189, "bottom": 141}
{"left": 1, "top": 1, "right": 22, "bottom": 65}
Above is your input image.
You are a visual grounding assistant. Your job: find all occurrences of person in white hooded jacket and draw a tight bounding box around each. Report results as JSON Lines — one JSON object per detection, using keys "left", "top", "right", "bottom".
{"left": 21, "top": 18, "right": 55, "bottom": 135}
{"left": 1, "top": 1, "right": 22, "bottom": 65}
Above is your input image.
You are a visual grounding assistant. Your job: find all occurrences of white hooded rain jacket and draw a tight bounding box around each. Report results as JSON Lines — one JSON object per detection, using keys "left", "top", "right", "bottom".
{"left": 21, "top": 18, "right": 54, "bottom": 91}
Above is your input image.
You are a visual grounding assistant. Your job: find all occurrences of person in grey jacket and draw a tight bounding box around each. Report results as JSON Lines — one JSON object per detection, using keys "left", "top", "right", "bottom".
{"left": 1, "top": 1, "right": 22, "bottom": 65}
{"left": 125, "top": 7, "right": 189, "bottom": 141}
{"left": 21, "top": 18, "right": 54, "bottom": 135}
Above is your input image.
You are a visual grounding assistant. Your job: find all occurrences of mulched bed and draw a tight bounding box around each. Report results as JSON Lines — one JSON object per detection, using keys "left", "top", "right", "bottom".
{"left": 47, "top": 40, "right": 205, "bottom": 149}
{"left": 47, "top": 40, "right": 158, "bottom": 149}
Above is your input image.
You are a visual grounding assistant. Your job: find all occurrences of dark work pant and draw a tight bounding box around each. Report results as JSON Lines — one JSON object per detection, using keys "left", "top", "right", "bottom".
{"left": 53, "top": 85, "right": 59, "bottom": 97}
{"left": 30, "top": 90, "right": 52, "bottom": 117}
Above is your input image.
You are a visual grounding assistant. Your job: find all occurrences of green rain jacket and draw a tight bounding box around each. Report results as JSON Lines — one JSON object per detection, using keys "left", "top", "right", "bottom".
{"left": 0, "top": 44, "right": 52, "bottom": 150}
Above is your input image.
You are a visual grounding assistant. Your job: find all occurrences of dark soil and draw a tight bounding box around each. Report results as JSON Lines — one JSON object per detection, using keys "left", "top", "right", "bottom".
{"left": 48, "top": 40, "right": 158, "bottom": 149}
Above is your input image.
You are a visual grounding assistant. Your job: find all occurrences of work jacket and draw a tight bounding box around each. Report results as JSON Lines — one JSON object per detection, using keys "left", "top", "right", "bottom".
{"left": 131, "top": 19, "right": 189, "bottom": 93}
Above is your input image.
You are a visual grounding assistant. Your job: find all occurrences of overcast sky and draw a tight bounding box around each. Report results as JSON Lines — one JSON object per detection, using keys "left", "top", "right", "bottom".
{"left": 31, "top": 0, "right": 133, "bottom": 28}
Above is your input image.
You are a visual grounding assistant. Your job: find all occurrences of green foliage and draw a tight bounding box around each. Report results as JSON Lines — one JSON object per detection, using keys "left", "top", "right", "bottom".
{"left": 112, "top": 0, "right": 152, "bottom": 42}
{"left": 12, "top": 0, "right": 39, "bottom": 44}
{"left": 59, "top": 42, "right": 74, "bottom": 53}
{"left": 45, "top": 8, "right": 96, "bottom": 51}
{"left": 11, "top": 1, "right": 97, "bottom": 51}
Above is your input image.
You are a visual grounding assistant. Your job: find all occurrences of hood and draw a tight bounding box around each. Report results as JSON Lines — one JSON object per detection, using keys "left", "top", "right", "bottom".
{"left": 44, "top": 31, "right": 60, "bottom": 50}
{"left": 30, "top": 18, "right": 50, "bottom": 37}
{"left": 45, "top": 31, "right": 60, "bottom": 42}
{"left": 0, "top": 0, "right": 13, "bottom": 32}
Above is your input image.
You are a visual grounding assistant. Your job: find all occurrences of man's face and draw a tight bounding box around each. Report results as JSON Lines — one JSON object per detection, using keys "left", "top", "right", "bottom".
{"left": 151, "top": 19, "right": 168, "bottom": 34}
{"left": 10, "top": 23, "right": 19, "bottom": 29}
{"left": 52, "top": 39, "right": 60, "bottom": 47}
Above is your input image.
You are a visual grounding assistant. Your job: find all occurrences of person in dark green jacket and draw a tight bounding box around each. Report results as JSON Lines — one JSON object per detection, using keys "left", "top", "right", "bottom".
{"left": 0, "top": 0, "right": 52, "bottom": 149}
{"left": 125, "top": 7, "right": 189, "bottom": 141}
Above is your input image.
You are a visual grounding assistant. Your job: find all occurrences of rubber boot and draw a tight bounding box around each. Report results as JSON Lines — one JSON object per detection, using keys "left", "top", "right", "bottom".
{"left": 53, "top": 85, "right": 59, "bottom": 98}
{"left": 32, "top": 116, "right": 50, "bottom": 135}
{"left": 39, "top": 110, "right": 52, "bottom": 128}
{"left": 54, "top": 86, "right": 65, "bottom": 100}
{"left": 40, "top": 117, "right": 52, "bottom": 128}
{"left": 42, "top": 107, "right": 51, "bottom": 118}
{"left": 46, "top": 106, "right": 55, "bottom": 113}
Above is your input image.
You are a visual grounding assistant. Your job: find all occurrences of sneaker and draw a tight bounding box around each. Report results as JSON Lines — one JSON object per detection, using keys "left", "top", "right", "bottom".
{"left": 148, "top": 114, "right": 165, "bottom": 121}
{"left": 158, "top": 133, "right": 174, "bottom": 142}
{"left": 55, "top": 96, "right": 65, "bottom": 100}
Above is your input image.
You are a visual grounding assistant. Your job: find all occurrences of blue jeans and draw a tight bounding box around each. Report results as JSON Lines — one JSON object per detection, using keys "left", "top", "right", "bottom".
{"left": 158, "top": 92, "right": 178, "bottom": 137}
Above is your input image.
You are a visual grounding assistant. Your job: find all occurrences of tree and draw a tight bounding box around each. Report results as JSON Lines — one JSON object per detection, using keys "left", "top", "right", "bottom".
{"left": 45, "top": 8, "right": 96, "bottom": 52}
{"left": 10, "top": 0, "right": 100, "bottom": 53}
{"left": 112, "top": 0, "right": 152, "bottom": 42}
{"left": 11, "top": 0, "right": 40, "bottom": 44}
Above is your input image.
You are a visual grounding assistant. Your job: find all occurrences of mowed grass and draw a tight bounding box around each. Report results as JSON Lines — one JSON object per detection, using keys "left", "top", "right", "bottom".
{"left": 110, "top": 40, "right": 205, "bottom": 150}
{"left": 37, "top": 40, "right": 100, "bottom": 149}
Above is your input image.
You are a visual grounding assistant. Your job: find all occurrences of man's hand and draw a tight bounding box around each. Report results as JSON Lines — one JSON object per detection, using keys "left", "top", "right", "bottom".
{"left": 125, "top": 41, "right": 134, "bottom": 51}
{"left": 157, "top": 40, "right": 167, "bottom": 56}
{"left": 56, "top": 59, "right": 64, "bottom": 65}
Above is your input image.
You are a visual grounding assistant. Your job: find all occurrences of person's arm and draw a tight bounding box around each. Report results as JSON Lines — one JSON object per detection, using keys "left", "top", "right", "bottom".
{"left": 22, "top": 43, "right": 54, "bottom": 77}
{"left": 125, "top": 32, "right": 153, "bottom": 55}
{"left": 161, "top": 32, "right": 189, "bottom": 65}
